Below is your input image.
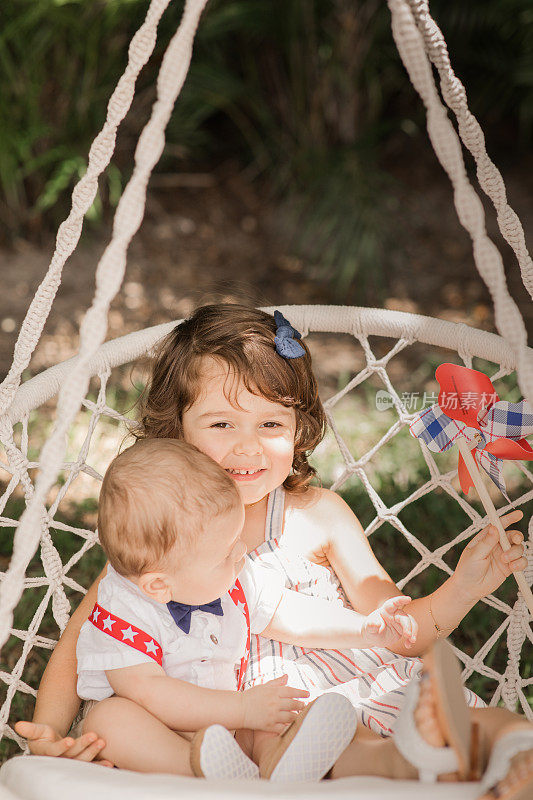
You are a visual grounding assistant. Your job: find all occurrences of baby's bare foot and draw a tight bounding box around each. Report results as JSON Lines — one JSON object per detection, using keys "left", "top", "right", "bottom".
{"left": 482, "top": 745, "right": 533, "bottom": 799}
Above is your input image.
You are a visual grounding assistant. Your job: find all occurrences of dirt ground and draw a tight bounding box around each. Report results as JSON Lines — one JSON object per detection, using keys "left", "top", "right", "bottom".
{"left": 1, "top": 144, "right": 531, "bottom": 391}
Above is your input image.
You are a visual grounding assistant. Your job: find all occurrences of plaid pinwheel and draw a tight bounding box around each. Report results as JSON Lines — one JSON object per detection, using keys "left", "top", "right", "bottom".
{"left": 409, "top": 364, "right": 533, "bottom": 499}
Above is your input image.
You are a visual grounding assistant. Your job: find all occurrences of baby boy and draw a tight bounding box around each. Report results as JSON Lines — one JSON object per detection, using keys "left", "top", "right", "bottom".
{"left": 76, "top": 438, "right": 416, "bottom": 780}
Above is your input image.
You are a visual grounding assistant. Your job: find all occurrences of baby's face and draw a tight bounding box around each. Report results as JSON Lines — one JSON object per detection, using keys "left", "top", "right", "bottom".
{"left": 166, "top": 501, "right": 247, "bottom": 604}
{"left": 182, "top": 357, "right": 296, "bottom": 507}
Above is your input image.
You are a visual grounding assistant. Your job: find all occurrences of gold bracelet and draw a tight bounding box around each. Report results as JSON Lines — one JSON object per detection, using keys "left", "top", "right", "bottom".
{"left": 429, "top": 594, "right": 446, "bottom": 638}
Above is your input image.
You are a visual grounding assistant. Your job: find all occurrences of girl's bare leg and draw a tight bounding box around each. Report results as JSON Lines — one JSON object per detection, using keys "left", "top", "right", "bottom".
{"left": 470, "top": 706, "right": 531, "bottom": 763}
{"left": 330, "top": 673, "right": 457, "bottom": 780}
{"left": 84, "top": 696, "right": 193, "bottom": 775}
{"left": 330, "top": 721, "right": 417, "bottom": 780}
{"left": 470, "top": 708, "right": 533, "bottom": 797}
{"left": 331, "top": 688, "right": 533, "bottom": 783}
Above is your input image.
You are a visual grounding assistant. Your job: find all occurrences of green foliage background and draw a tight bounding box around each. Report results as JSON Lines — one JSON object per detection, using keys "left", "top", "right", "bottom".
{"left": 2, "top": 0, "right": 532, "bottom": 290}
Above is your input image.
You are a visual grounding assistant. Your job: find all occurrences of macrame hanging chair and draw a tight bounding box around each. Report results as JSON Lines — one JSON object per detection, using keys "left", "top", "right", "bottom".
{"left": 1, "top": 0, "right": 532, "bottom": 798}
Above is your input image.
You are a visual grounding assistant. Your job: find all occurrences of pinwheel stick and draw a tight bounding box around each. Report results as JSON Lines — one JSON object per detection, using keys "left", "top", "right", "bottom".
{"left": 456, "top": 436, "right": 533, "bottom": 620}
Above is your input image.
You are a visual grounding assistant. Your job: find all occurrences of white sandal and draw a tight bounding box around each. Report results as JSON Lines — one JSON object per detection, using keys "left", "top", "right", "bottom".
{"left": 478, "top": 728, "right": 533, "bottom": 799}
{"left": 394, "top": 639, "right": 473, "bottom": 782}
{"left": 190, "top": 724, "right": 259, "bottom": 779}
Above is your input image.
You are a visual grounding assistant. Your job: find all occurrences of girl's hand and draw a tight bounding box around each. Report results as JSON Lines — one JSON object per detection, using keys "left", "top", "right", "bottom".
{"left": 14, "top": 721, "right": 114, "bottom": 767}
{"left": 241, "top": 675, "right": 310, "bottom": 734}
{"left": 453, "top": 510, "right": 526, "bottom": 603}
{"left": 361, "top": 596, "right": 418, "bottom": 649}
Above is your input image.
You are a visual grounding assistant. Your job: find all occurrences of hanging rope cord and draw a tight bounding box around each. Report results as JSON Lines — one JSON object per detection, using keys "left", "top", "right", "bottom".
{"left": 0, "top": 0, "right": 209, "bottom": 652}
{"left": 0, "top": 0, "right": 174, "bottom": 421}
{"left": 2, "top": 308, "right": 533, "bottom": 754}
{"left": 0, "top": 0, "right": 532, "bottom": 742}
{"left": 0, "top": 0, "right": 175, "bottom": 665}
{"left": 406, "top": 0, "right": 533, "bottom": 302}
{"left": 386, "top": 0, "right": 533, "bottom": 406}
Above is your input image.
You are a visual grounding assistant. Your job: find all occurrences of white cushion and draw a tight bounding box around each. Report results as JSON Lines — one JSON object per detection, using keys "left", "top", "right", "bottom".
{"left": 1, "top": 756, "right": 482, "bottom": 800}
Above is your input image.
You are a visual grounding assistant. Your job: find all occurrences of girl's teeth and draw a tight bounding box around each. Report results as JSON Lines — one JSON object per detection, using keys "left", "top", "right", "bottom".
{"left": 228, "top": 469, "right": 260, "bottom": 475}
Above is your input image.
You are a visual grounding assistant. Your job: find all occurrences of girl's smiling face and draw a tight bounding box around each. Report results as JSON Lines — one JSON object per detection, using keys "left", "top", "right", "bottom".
{"left": 182, "top": 357, "right": 296, "bottom": 505}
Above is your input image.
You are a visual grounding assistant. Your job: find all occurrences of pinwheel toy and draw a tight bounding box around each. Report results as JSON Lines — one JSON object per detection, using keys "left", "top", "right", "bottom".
{"left": 410, "top": 362, "right": 533, "bottom": 616}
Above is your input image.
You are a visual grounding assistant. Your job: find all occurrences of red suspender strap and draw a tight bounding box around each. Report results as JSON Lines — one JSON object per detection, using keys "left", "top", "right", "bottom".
{"left": 228, "top": 579, "right": 250, "bottom": 691}
{"left": 89, "top": 603, "right": 163, "bottom": 667}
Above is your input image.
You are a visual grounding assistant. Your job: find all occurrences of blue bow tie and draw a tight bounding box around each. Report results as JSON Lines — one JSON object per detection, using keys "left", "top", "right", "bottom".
{"left": 166, "top": 598, "right": 223, "bottom": 633}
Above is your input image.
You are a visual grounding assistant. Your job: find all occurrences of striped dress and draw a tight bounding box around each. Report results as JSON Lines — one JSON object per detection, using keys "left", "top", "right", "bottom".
{"left": 244, "top": 487, "right": 483, "bottom": 737}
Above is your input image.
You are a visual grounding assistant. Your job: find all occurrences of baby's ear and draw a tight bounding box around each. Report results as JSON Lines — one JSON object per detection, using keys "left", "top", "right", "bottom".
{"left": 137, "top": 572, "right": 172, "bottom": 604}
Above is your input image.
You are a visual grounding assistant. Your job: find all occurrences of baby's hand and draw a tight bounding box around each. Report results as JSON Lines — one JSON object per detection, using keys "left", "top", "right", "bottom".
{"left": 241, "top": 675, "right": 310, "bottom": 733}
{"left": 453, "top": 510, "right": 526, "bottom": 603}
{"left": 361, "top": 596, "right": 418, "bottom": 650}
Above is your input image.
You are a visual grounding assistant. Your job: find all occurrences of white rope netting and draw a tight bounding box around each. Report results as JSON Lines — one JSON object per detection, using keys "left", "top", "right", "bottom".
{"left": 0, "top": 0, "right": 209, "bottom": 657}
{"left": 0, "top": 308, "right": 532, "bottom": 756}
{"left": 387, "top": 0, "right": 533, "bottom": 407}
{"left": 0, "top": 0, "right": 532, "bottom": 761}
{"left": 0, "top": 0, "right": 174, "bottom": 421}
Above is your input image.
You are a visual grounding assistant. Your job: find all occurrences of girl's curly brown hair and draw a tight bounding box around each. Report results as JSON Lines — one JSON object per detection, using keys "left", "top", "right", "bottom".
{"left": 135, "top": 304, "right": 327, "bottom": 493}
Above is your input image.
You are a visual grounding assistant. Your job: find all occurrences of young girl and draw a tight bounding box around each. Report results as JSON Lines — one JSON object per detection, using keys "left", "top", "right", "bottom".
{"left": 17, "top": 304, "right": 533, "bottom": 795}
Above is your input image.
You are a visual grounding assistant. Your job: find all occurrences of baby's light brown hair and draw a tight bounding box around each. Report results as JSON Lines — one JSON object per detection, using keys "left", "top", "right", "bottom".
{"left": 136, "top": 304, "right": 327, "bottom": 492}
{"left": 98, "top": 438, "right": 240, "bottom": 577}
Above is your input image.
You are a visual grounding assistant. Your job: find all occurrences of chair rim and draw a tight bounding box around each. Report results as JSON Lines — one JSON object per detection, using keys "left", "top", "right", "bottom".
{"left": 5, "top": 305, "right": 529, "bottom": 425}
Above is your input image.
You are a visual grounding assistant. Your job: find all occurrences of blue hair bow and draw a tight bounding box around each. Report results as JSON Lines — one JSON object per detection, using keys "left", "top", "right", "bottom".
{"left": 274, "top": 310, "right": 305, "bottom": 359}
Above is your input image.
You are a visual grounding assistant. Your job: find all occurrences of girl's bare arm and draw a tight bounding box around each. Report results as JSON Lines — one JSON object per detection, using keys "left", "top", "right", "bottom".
{"left": 310, "top": 492, "right": 464, "bottom": 655}
{"left": 35, "top": 567, "right": 106, "bottom": 729}
{"left": 264, "top": 589, "right": 417, "bottom": 651}
{"left": 309, "top": 490, "right": 525, "bottom": 656}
